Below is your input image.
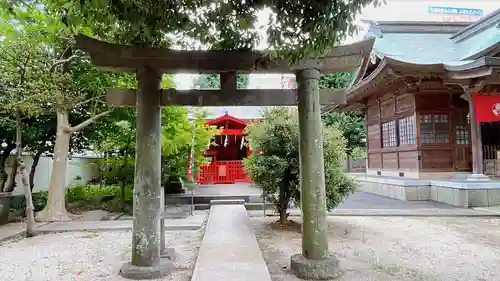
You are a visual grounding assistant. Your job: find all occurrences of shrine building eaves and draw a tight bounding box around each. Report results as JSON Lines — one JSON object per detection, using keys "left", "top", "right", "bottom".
{"left": 343, "top": 8, "right": 500, "bottom": 106}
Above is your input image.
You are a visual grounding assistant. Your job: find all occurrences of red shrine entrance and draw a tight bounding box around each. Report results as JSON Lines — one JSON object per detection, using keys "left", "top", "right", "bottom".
{"left": 196, "top": 114, "right": 252, "bottom": 184}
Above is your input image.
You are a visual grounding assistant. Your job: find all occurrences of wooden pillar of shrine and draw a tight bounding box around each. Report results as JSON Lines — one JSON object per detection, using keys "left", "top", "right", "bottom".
{"left": 119, "top": 67, "right": 174, "bottom": 279}
{"left": 290, "top": 68, "right": 341, "bottom": 280}
{"left": 461, "top": 84, "right": 489, "bottom": 181}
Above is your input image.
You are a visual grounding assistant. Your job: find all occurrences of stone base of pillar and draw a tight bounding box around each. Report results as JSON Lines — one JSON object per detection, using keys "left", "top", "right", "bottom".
{"left": 290, "top": 254, "right": 342, "bottom": 280}
{"left": 119, "top": 259, "right": 174, "bottom": 280}
{"left": 466, "top": 174, "right": 490, "bottom": 181}
{"left": 160, "top": 247, "right": 177, "bottom": 260}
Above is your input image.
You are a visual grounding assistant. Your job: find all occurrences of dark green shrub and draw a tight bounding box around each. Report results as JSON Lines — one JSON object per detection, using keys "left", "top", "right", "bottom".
{"left": 245, "top": 108, "right": 356, "bottom": 225}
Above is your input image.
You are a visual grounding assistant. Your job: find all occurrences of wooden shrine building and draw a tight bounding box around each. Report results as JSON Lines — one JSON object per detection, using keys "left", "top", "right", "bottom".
{"left": 197, "top": 113, "right": 252, "bottom": 184}
{"left": 344, "top": 10, "right": 500, "bottom": 181}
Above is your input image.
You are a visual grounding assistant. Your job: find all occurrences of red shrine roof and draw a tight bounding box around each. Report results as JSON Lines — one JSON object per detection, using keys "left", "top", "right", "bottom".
{"left": 205, "top": 114, "right": 249, "bottom": 135}
{"left": 205, "top": 114, "right": 248, "bottom": 127}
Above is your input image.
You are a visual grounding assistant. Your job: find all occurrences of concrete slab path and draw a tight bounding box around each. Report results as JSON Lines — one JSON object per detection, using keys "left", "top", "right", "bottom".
{"left": 339, "top": 192, "right": 458, "bottom": 209}
{"left": 0, "top": 222, "right": 49, "bottom": 242}
{"left": 191, "top": 204, "right": 272, "bottom": 281}
{"left": 0, "top": 211, "right": 206, "bottom": 242}
{"left": 472, "top": 206, "right": 500, "bottom": 214}
{"left": 250, "top": 207, "right": 497, "bottom": 217}
{"left": 36, "top": 212, "right": 206, "bottom": 233}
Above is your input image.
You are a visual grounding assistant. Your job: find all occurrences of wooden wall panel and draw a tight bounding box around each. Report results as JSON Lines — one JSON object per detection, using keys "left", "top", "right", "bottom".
{"left": 366, "top": 104, "right": 379, "bottom": 124}
{"left": 415, "top": 94, "right": 450, "bottom": 110}
{"left": 398, "top": 150, "right": 418, "bottom": 169}
{"left": 382, "top": 152, "right": 398, "bottom": 169}
{"left": 395, "top": 93, "right": 414, "bottom": 113}
{"left": 366, "top": 95, "right": 379, "bottom": 125}
{"left": 421, "top": 149, "right": 453, "bottom": 170}
{"left": 368, "top": 153, "right": 382, "bottom": 169}
{"left": 380, "top": 99, "right": 395, "bottom": 120}
{"left": 367, "top": 123, "right": 381, "bottom": 150}
{"left": 450, "top": 94, "right": 469, "bottom": 109}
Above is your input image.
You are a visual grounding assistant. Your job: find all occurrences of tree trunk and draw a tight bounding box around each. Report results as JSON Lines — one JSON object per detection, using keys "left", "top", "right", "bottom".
{"left": 4, "top": 158, "right": 18, "bottom": 193}
{"left": 36, "top": 107, "right": 72, "bottom": 222}
{"left": 19, "top": 158, "right": 36, "bottom": 237}
{"left": 120, "top": 149, "right": 129, "bottom": 211}
{"left": 29, "top": 151, "right": 43, "bottom": 191}
{"left": 278, "top": 185, "right": 287, "bottom": 226}
{"left": 0, "top": 144, "right": 15, "bottom": 192}
{"left": 15, "top": 107, "right": 36, "bottom": 237}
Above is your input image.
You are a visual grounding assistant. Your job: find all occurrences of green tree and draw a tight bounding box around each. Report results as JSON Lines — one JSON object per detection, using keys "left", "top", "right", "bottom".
{"left": 323, "top": 111, "right": 366, "bottom": 156}
{"left": 0, "top": 23, "right": 52, "bottom": 193}
{"left": 193, "top": 74, "right": 249, "bottom": 89}
{"left": 244, "top": 108, "right": 355, "bottom": 226}
{"left": 319, "top": 72, "right": 354, "bottom": 89}
{"left": 94, "top": 109, "right": 136, "bottom": 207}
{"left": 0, "top": 1, "right": 137, "bottom": 221}
{"left": 0, "top": 21, "right": 47, "bottom": 235}
{"left": 162, "top": 106, "right": 217, "bottom": 193}
{"left": 319, "top": 72, "right": 366, "bottom": 156}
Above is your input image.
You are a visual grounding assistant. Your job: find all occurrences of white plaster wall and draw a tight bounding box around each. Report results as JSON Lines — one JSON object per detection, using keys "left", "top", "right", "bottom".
{"left": 4, "top": 155, "right": 100, "bottom": 196}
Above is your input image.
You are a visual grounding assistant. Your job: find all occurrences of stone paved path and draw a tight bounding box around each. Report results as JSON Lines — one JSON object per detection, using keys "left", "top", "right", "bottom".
{"left": 193, "top": 184, "right": 460, "bottom": 209}
{"left": 191, "top": 203, "right": 272, "bottom": 281}
{"left": 0, "top": 211, "right": 206, "bottom": 243}
{"left": 0, "top": 222, "right": 49, "bottom": 242}
{"left": 36, "top": 212, "right": 205, "bottom": 233}
{"left": 339, "top": 192, "right": 457, "bottom": 209}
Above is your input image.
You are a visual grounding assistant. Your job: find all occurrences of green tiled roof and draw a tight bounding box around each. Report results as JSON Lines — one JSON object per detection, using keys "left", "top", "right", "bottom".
{"left": 365, "top": 9, "right": 500, "bottom": 67}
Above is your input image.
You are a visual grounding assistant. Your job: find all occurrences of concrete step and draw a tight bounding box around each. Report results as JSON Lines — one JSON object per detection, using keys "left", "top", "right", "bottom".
{"left": 166, "top": 194, "right": 262, "bottom": 205}
{"left": 187, "top": 202, "right": 274, "bottom": 211}
{"left": 210, "top": 199, "right": 245, "bottom": 205}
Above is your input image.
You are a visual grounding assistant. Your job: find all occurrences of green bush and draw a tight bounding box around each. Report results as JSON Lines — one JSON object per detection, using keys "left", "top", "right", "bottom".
{"left": 65, "top": 184, "right": 118, "bottom": 203}
{"left": 9, "top": 191, "right": 48, "bottom": 215}
{"left": 244, "top": 108, "right": 356, "bottom": 225}
{"left": 10, "top": 184, "right": 137, "bottom": 218}
{"left": 92, "top": 156, "right": 135, "bottom": 186}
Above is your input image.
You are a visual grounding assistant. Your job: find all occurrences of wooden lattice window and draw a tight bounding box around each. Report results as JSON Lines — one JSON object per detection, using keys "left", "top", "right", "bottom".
{"left": 420, "top": 114, "right": 449, "bottom": 144}
{"left": 382, "top": 120, "right": 397, "bottom": 147}
{"left": 456, "top": 112, "right": 470, "bottom": 145}
{"left": 398, "top": 115, "right": 416, "bottom": 145}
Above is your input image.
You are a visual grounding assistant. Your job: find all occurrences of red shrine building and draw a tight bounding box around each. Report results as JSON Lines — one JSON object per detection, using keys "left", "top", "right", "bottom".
{"left": 192, "top": 75, "right": 295, "bottom": 184}
{"left": 196, "top": 113, "right": 257, "bottom": 184}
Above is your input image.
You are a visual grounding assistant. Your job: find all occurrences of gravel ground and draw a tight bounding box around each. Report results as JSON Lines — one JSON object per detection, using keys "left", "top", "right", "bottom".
{"left": 0, "top": 229, "right": 202, "bottom": 281}
{"left": 252, "top": 216, "right": 500, "bottom": 281}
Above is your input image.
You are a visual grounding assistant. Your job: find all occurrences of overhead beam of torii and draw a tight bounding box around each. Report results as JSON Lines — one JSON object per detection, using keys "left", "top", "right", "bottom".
{"left": 75, "top": 33, "right": 375, "bottom": 280}
{"left": 75, "top": 34, "right": 375, "bottom": 107}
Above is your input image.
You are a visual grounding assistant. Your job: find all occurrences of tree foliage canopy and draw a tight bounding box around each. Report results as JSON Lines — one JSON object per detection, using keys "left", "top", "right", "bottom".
{"left": 319, "top": 72, "right": 366, "bottom": 156}
{"left": 244, "top": 108, "right": 355, "bottom": 224}
{"left": 41, "top": 0, "right": 379, "bottom": 61}
{"left": 319, "top": 72, "right": 354, "bottom": 89}
{"left": 193, "top": 74, "right": 249, "bottom": 89}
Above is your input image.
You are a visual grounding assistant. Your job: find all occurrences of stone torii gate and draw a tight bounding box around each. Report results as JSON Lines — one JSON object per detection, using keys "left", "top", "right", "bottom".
{"left": 76, "top": 34, "right": 374, "bottom": 280}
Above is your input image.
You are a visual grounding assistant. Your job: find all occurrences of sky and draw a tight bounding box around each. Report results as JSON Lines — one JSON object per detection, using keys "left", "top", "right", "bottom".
{"left": 175, "top": 0, "right": 500, "bottom": 89}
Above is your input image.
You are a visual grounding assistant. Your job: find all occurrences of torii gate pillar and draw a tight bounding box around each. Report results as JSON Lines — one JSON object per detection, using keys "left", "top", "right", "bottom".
{"left": 290, "top": 68, "right": 341, "bottom": 279}
{"left": 119, "top": 67, "right": 174, "bottom": 279}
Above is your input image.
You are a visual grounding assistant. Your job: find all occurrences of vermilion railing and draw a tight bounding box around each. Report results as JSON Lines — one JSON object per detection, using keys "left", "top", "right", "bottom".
{"left": 197, "top": 160, "right": 251, "bottom": 184}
